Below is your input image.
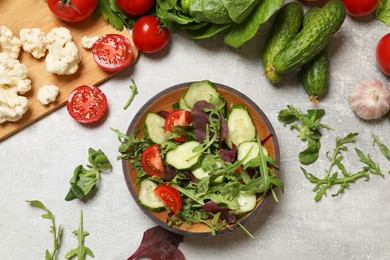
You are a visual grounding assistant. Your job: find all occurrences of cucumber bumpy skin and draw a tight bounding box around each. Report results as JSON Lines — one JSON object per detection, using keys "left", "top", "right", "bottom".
{"left": 262, "top": 2, "right": 304, "bottom": 84}
{"left": 301, "top": 7, "right": 330, "bottom": 104}
{"left": 272, "top": 0, "right": 346, "bottom": 73}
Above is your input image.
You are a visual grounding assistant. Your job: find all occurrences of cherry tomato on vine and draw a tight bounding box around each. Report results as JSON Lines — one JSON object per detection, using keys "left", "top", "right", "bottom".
{"left": 47, "top": 0, "right": 98, "bottom": 22}
{"left": 115, "top": 0, "right": 156, "bottom": 16}
{"left": 376, "top": 33, "right": 390, "bottom": 76}
{"left": 164, "top": 110, "right": 192, "bottom": 142}
{"left": 342, "top": 0, "right": 379, "bottom": 17}
{"left": 154, "top": 184, "right": 182, "bottom": 213}
{"left": 132, "top": 16, "right": 170, "bottom": 53}
{"left": 67, "top": 85, "right": 108, "bottom": 124}
{"left": 141, "top": 145, "right": 165, "bottom": 177}
{"left": 92, "top": 34, "right": 133, "bottom": 72}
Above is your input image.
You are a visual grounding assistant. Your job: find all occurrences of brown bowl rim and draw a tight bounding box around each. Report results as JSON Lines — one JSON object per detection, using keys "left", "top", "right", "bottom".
{"left": 122, "top": 81, "right": 280, "bottom": 237}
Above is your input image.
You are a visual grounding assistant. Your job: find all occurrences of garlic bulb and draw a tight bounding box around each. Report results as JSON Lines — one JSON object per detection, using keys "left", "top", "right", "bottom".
{"left": 348, "top": 79, "right": 390, "bottom": 120}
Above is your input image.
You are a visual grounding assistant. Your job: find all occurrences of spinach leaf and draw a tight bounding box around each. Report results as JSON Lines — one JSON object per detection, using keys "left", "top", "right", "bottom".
{"left": 157, "top": 0, "right": 178, "bottom": 11}
{"left": 189, "top": 0, "right": 209, "bottom": 22}
{"left": 185, "top": 23, "right": 232, "bottom": 39}
{"left": 223, "top": 0, "right": 283, "bottom": 48}
{"left": 376, "top": 0, "right": 390, "bottom": 27}
{"left": 201, "top": 0, "right": 232, "bottom": 24}
{"left": 222, "top": 0, "right": 260, "bottom": 24}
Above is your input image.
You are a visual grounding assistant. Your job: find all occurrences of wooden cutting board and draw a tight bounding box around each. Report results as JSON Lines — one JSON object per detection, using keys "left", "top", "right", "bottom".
{"left": 0, "top": 0, "right": 137, "bottom": 141}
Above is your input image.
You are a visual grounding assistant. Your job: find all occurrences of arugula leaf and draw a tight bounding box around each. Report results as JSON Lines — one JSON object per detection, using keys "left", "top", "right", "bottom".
{"left": 111, "top": 128, "right": 150, "bottom": 161}
{"left": 278, "top": 104, "right": 332, "bottom": 165}
{"left": 97, "top": 0, "right": 136, "bottom": 30}
{"left": 26, "top": 200, "right": 62, "bottom": 260}
{"left": 124, "top": 79, "right": 138, "bottom": 110}
{"left": 301, "top": 133, "right": 385, "bottom": 201}
{"left": 372, "top": 133, "right": 390, "bottom": 161}
{"left": 376, "top": 0, "right": 390, "bottom": 27}
{"left": 65, "top": 211, "right": 94, "bottom": 260}
{"left": 65, "top": 148, "right": 112, "bottom": 201}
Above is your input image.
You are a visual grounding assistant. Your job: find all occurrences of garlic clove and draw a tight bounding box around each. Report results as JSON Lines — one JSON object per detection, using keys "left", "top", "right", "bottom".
{"left": 348, "top": 79, "right": 390, "bottom": 120}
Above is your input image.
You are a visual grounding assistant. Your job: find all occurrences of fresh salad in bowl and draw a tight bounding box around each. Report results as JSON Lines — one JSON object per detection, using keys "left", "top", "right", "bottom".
{"left": 113, "top": 80, "right": 283, "bottom": 236}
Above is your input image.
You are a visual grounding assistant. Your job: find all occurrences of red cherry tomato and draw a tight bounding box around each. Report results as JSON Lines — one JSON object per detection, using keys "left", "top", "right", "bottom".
{"left": 67, "top": 85, "right": 108, "bottom": 123}
{"left": 46, "top": 0, "right": 98, "bottom": 22}
{"left": 141, "top": 145, "right": 165, "bottom": 177}
{"left": 376, "top": 33, "right": 390, "bottom": 76}
{"left": 92, "top": 34, "right": 133, "bottom": 72}
{"left": 132, "top": 16, "right": 170, "bottom": 53}
{"left": 154, "top": 184, "right": 182, "bottom": 213}
{"left": 164, "top": 110, "right": 192, "bottom": 142}
{"left": 115, "top": 0, "right": 155, "bottom": 16}
{"left": 342, "top": 0, "right": 379, "bottom": 17}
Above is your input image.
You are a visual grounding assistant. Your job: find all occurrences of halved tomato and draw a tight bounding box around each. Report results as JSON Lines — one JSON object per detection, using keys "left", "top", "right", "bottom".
{"left": 164, "top": 110, "right": 191, "bottom": 142}
{"left": 67, "top": 85, "right": 108, "bottom": 123}
{"left": 141, "top": 144, "right": 165, "bottom": 177}
{"left": 154, "top": 184, "right": 182, "bottom": 213}
{"left": 92, "top": 34, "right": 133, "bottom": 72}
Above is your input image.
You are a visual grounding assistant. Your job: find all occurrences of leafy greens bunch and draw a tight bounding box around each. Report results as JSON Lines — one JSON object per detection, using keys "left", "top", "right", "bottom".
{"left": 278, "top": 104, "right": 333, "bottom": 165}
{"left": 155, "top": 0, "right": 283, "bottom": 47}
{"left": 301, "top": 133, "right": 386, "bottom": 201}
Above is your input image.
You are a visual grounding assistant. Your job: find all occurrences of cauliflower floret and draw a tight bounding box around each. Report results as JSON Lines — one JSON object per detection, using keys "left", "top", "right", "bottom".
{"left": 81, "top": 35, "right": 99, "bottom": 50}
{"left": 45, "top": 27, "right": 81, "bottom": 75}
{"left": 0, "top": 88, "right": 29, "bottom": 124}
{"left": 0, "top": 25, "right": 22, "bottom": 59}
{"left": 19, "top": 28, "right": 47, "bottom": 59}
{"left": 0, "top": 53, "right": 31, "bottom": 94}
{"left": 38, "top": 85, "right": 59, "bottom": 105}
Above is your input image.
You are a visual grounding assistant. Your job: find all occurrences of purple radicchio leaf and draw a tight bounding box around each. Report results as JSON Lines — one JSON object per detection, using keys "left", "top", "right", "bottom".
{"left": 128, "top": 226, "right": 185, "bottom": 260}
{"left": 219, "top": 113, "right": 228, "bottom": 143}
{"left": 220, "top": 144, "right": 237, "bottom": 162}
{"left": 161, "top": 166, "right": 177, "bottom": 182}
{"left": 157, "top": 111, "right": 169, "bottom": 118}
{"left": 191, "top": 100, "right": 215, "bottom": 143}
{"left": 202, "top": 201, "right": 237, "bottom": 225}
{"left": 186, "top": 172, "right": 199, "bottom": 184}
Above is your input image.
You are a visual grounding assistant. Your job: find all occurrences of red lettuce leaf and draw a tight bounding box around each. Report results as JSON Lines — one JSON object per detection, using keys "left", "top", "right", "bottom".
{"left": 220, "top": 144, "right": 236, "bottom": 162}
{"left": 191, "top": 101, "right": 215, "bottom": 143}
{"left": 202, "top": 201, "right": 237, "bottom": 225}
{"left": 161, "top": 166, "right": 177, "bottom": 182}
{"left": 128, "top": 226, "right": 185, "bottom": 260}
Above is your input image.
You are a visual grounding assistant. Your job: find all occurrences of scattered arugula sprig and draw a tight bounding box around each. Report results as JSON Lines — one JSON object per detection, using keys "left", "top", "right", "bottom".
{"left": 96, "top": 0, "right": 136, "bottom": 30}
{"left": 26, "top": 200, "right": 62, "bottom": 260}
{"left": 65, "top": 211, "right": 94, "bottom": 260}
{"left": 65, "top": 148, "right": 112, "bottom": 201}
{"left": 124, "top": 79, "right": 138, "bottom": 110}
{"left": 372, "top": 132, "right": 390, "bottom": 161}
{"left": 301, "top": 133, "right": 385, "bottom": 201}
{"left": 278, "top": 104, "right": 332, "bottom": 165}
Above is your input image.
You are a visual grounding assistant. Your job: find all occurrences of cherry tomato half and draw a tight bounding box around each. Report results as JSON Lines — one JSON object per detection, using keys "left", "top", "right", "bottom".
{"left": 92, "top": 34, "right": 133, "bottom": 72}
{"left": 132, "top": 16, "right": 170, "bottom": 54}
{"left": 47, "top": 0, "right": 98, "bottom": 22}
{"left": 154, "top": 184, "right": 182, "bottom": 213}
{"left": 376, "top": 33, "right": 390, "bottom": 76}
{"left": 67, "top": 85, "right": 108, "bottom": 123}
{"left": 164, "top": 110, "right": 192, "bottom": 142}
{"left": 115, "top": 0, "right": 155, "bottom": 16}
{"left": 342, "top": 0, "right": 379, "bottom": 17}
{"left": 141, "top": 145, "right": 165, "bottom": 177}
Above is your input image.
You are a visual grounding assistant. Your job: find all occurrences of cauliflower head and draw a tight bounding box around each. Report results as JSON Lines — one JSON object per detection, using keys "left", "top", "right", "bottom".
{"left": 19, "top": 28, "right": 48, "bottom": 59}
{"left": 0, "top": 89, "right": 29, "bottom": 124}
{"left": 0, "top": 53, "right": 31, "bottom": 94}
{"left": 0, "top": 25, "right": 22, "bottom": 59}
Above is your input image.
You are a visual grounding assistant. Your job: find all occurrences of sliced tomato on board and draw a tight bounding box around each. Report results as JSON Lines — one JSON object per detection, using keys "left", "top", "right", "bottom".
{"left": 67, "top": 85, "right": 108, "bottom": 123}
{"left": 141, "top": 144, "right": 165, "bottom": 177}
{"left": 92, "top": 34, "right": 133, "bottom": 72}
{"left": 154, "top": 184, "right": 182, "bottom": 213}
{"left": 164, "top": 110, "right": 192, "bottom": 142}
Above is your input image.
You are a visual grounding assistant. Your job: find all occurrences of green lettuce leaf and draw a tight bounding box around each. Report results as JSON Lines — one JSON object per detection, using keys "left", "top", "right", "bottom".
{"left": 376, "top": 0, "right": 390, "bottom": 27}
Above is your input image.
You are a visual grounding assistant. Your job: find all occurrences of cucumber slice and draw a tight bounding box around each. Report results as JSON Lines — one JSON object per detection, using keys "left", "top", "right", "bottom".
{"left": 144, "top": 113, "right": 167, "bottom": 145}
{"left": 165, "top": 141, "right": 202, "bottom": 170}
{"left": 183, "top": 80, "right": 225, "bottom": 109}
{"left": 235, "top": 192, "right": 257, "bottom": 215}
{"left": 225, "top": 105, "right": 256, "bottom": 149}
{"left": 237, "top": 141, "right": 268, "bottom": 167}
{"left": 138, "top": 179, "right": 165, "bottom": 212}
{"left": 179, "top": 97, "right": 191, "bottom": 111}
{"left": 192, "top": 162, "right": 223, "bottom": 183}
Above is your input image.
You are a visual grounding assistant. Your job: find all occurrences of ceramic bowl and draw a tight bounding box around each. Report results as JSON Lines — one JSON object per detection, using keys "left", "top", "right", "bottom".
{"left": 122, "top": 82, "right": 280, "bottom": 237}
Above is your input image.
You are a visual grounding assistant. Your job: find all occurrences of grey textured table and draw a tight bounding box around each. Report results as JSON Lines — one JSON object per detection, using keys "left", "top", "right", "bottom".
{"left": 1, "top": 3, "right": 390, "bottom": 259}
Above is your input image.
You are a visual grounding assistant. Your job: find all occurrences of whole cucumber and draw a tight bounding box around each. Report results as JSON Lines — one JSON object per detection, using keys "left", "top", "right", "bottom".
{"left": 301, "top": 7, "right": 330, "bottom": 103}
{"left": 272, "top": 0, "right": 345, "bottom": 73}
{"left": 262, "top": 2, "right": 304, "bottom": 84}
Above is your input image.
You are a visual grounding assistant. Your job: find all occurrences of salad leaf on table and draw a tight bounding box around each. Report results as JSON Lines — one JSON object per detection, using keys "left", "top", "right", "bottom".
{"left": 65, "top": 148, "right": 112, "bottom": 201}
{"left": 124, "top": 79, "right": 139, "bottom": 110}
{"left": 301, "top": 133, "right": 385, "bottom": 202}
{"left": 372, "top": 132, "right": 390, "bottom": 161}
{"left": 26, "top": 200, "right": 62, "bottom": 260}
{"left": 278, "top": 104, "right": 332, "bottom": 165}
